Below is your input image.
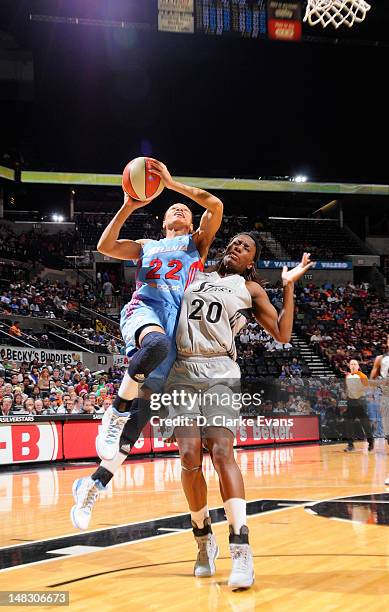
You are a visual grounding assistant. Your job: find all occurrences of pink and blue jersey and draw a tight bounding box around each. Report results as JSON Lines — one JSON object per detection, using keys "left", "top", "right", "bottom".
{"left": 120, "top": 234, "right": 203, "bottom": 380}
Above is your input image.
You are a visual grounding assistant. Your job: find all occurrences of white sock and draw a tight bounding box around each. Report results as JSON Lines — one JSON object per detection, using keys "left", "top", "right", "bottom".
{"left": 190, "top": 506, "right": 209, "bottom": 529}
{"left": 224, "top": 498, "right": 246, "bottom": 535}
{"left": 101, "top": 451, "right": 128, "bottom": 474}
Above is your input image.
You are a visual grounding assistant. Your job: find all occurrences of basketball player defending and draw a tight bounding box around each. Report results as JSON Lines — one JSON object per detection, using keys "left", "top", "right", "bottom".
{"left": 168, "top": 233, "right": 312, "bottom": 589}
{"left": 70, "top": 160, "right": 222, "bottom": 528}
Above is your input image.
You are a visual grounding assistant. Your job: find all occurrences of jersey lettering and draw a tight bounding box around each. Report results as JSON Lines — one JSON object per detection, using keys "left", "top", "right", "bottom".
{"left": 188, "top": 298, "right": 222, "bottom": 324}
{"left": 165, "top": 260, "right": 183, "bottom": 280}
{"left": 145, "top": 258, "right": 162, "bottom": 279}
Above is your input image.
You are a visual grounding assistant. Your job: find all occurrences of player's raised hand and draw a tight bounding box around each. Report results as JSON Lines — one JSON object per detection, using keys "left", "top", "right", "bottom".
{"left": 123, "top": 190, "right": 157, "bottom": 210}
{"left": 148, "top": 159, "right": 175, "bottom": 189}
{"left": 281, "top": 252, "right": 314, "bottom": 286}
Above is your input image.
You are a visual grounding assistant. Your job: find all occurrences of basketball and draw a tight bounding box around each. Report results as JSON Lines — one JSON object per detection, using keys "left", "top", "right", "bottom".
{"left": 122, "top": 156, "right": 164, "bottom": 201}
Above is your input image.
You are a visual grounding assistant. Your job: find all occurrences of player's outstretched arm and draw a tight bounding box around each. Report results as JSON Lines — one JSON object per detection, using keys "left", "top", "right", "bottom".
{"left": 97, "top": 192, "right": 155, "bottom": 260}
{"left": 247, "top": 253, "right": 313, "bottom": 343}
{"left": 148, "top": 159, "right": 223, "bottom": 259}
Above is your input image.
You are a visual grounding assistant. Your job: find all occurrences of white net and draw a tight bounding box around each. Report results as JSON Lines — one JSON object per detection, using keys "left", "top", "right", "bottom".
{"left": 304, "top": 0, "right": 371, "bottom": 29}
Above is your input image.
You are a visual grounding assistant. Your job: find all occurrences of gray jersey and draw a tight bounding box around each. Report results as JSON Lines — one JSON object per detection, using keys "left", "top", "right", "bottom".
{"left": 175, "top": 271, "right": 252, "bottom": 360}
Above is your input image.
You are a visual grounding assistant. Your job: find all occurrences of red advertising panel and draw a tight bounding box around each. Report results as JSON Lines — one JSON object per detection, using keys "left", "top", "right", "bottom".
{"left": 236, "top": 416, "right": 319, "bottom": 446}
{"left": 274, "top": 415, "right": 320, "bottom": 444}
{"left": 0, "top": 416, "right": 319, "bottom": 464}
{"left": 151, "top": 416, "right": 319, "bottom": 453}
{"left": 0, "top": 422, "right": 63, "bottom": 465}
{"left": 63, "top": 420, "right": 152, "bottom": 459}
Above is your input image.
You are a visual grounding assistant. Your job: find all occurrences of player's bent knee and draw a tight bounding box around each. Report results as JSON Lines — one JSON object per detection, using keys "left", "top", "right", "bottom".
{"left": 128, "top": 332, "right": 170, "bottom": 382}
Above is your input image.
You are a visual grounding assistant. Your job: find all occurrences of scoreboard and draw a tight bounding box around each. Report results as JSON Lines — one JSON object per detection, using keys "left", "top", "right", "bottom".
{"left": 195, "top": 1, "right": 267, "bottom": 38}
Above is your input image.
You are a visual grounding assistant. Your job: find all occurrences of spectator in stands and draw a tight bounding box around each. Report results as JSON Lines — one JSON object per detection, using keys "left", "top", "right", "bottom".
{"left": 41, "top": 397, "right": 53, "bottom": 414}
{"left": 19, "top": 397, "right": 35, "bottom": 414}
{"left": 38, "top": 367, "right": 51, "bottom": 392}
{"left": 45, "top": 395, "right": 58, "bottom": 412}
{"left": 75, "top": 376, "right": 89, "bottom": 396}
{"left": 9, "top": 321, "right": 22, "bottom": 337}
{"left": 82, "top": 398, "right": 96, "bottom": 414}
{"left": 29, "top": 367, "right": 40, "bottom": 385}
{"left": 1, "top": 396, "right": 13, "bottom": 416}
{"left": 107, "top": 338, "right": 120, "bottom": 354}
{"left": 22, "top": 376, "right": 34, "bottom": 396}
{"left": 10, "top": 374, "right": 20, "bottom": 388}
{"left": 83, "top": 368, "right": 93, "bottom": 384}
{"left": 64, "top": 398, "right": 76, "bottom": 413}
{"left": 33, "top": 399, "right": 44, "bottom": 415}
{"left": 88, "top": 392, "right": 97, "bottom": 408}
{"left": 72, "top": 397, "right": 84, "bottom": 414}
{"left": 100, "top": 398, "right": 111, "bottom": 413}
{"left": 12, "top": 392, "right": 25, "bottom": 411}
{"left": 310, "top": 330, "right": 322, "bottom": 343}
{"left": 289, "top": 358, "right": 303, "bottom": 376}
{"left": 102, "top": 279, "right": 114, "bottom": 307}
{"left": 32, "top": 385, "right": 42, "bottom": 400}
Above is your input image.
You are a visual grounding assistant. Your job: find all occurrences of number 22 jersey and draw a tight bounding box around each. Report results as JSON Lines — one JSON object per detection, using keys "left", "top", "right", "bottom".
{"left": 127, "top": 234, "right": 203, "bottom": 312}
{"left": 175, "top": 271, "right": 253, "bottom": 361}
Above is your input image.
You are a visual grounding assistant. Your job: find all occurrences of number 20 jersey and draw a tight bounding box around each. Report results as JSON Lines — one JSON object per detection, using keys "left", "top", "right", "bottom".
{"left": 175, "top": 271, "right": 253, "bottom": 361}
{"left": 129, "top": 234, "right": 203, "bottom": 310}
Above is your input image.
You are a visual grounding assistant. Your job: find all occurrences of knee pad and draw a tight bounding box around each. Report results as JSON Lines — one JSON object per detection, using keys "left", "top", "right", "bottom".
{"left": 128, "top": 331, "right": 170, "bottom": 382}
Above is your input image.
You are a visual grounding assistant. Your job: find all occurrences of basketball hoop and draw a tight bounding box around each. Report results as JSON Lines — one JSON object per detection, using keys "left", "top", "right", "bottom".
{"left": 304, "top": 0, "right": 371, "bottom": 29}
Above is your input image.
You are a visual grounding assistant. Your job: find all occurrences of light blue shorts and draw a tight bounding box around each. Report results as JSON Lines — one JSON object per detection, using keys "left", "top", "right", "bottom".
{"left": 120, "top": 299, "right": 179, "bottom": 383}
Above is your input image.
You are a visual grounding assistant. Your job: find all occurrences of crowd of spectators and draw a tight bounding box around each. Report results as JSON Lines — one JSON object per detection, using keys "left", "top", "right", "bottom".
{"left": 0, "top": 274, "right": 128, "bottom": 352}
{"left": 293, "top": 282, "right": 388, "bottom": 375}
{"left": 0, "top": 358, "right": 126, "bottom": 416}
{"left": 0, "top": 277, "right": 80, "bottom": 319}
{"left": 68, "top": 321, "right": 124, "bottom": 353}
{"left": 0, "top": 223, "right": 83, "bottom": 268}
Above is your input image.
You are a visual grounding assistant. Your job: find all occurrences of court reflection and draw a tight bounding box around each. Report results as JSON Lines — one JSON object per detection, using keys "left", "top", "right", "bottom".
{"left": 0, "top": 469, "right": 59, "bottom": 512}
{"left": 0, "top": 445, "right": 305, "bottom": 513}
{"left": 308, "top": 493, "right": 389, "bottom": 525}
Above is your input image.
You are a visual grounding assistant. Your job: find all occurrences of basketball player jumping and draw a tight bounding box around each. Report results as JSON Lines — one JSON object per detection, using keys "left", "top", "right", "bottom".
{"left": 165, "top": 233, "right": 312, "bottom": 589}
{"left": 71, "top": 159, "right": 222, "bottom": 529}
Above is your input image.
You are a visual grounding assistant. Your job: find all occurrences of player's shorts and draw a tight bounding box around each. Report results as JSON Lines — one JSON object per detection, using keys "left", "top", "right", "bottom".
{"left": 166, "top": 354, "right": 241, "bottom": 435}
{"left": 120, "top": 299, "right": 179, "bottom": 384}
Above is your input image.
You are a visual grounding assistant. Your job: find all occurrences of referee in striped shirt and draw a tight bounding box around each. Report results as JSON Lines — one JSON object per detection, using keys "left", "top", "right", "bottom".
{"left": 344, "top": 359, "right": 374, "bottom": 452}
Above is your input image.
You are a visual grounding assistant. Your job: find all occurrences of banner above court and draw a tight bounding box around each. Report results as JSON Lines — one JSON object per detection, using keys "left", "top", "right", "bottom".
{"left": 257, "top": 260, "right": 353, "bottom": 270}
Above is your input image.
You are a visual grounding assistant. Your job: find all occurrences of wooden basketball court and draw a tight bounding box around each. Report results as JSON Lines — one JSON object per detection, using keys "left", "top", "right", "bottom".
{"left": 1, "top": 441, "right": 389, "bottom": 610}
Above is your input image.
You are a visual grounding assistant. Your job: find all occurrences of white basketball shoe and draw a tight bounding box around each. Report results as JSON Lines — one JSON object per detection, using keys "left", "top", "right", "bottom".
{"left": 228, "top": 525, "right": 255, "bottom": 590}
{"left": 95, "top": 406, "right": 129, "bottom": 461}
{"left": 70, "top": 477, "right": 105, "bottom": 530}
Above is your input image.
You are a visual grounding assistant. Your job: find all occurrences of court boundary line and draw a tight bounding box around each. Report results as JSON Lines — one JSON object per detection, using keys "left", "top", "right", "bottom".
{"left": 0, "top": 500, "right": 309, "bottom": 574}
